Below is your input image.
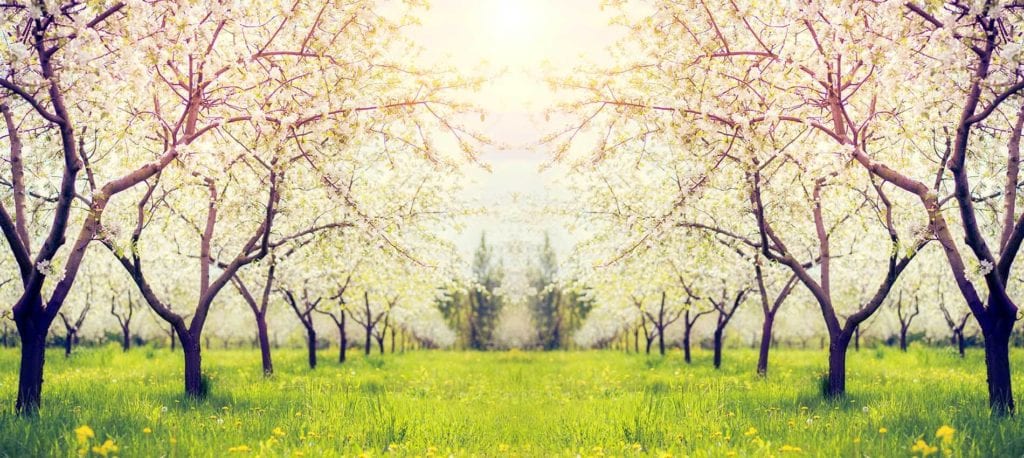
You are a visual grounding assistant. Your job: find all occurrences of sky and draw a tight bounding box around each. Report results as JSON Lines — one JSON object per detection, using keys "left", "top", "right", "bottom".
{"left": 403, "top": 0, "right": 623, "bottom": 263}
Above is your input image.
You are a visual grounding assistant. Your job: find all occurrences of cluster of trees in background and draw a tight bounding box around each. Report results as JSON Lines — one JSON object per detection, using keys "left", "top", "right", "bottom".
{"left": 553, "top": 0, "right": 1024, "bottom": 417}
{"left": 437, "top": 233, "right": 594, "bottom": 350}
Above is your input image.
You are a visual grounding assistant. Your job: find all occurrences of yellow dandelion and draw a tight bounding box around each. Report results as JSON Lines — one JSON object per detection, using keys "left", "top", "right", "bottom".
{"left": 228, "top": 444, "right": 252, "bottom": 453}
{"left": 879, "top": 427, "right": 888, "bottom": 434}
{"left": 143, "top": 427, "right": 152, "bottom": 434}
{"left": 90, "top": 439, "right": 119, "bottom": 457}
{"left": 74, "top": 425, "right": 94, "bottom": 445}
{"left": 935, "top": 425, "right": 955, "bottom": 443}
{"left": 272, "top": 427, "right": 286, "bottom": 437}
{"left": 779, "top": 444, "right": 802, "bottom": 453}
{"left": 911, "top": 439, "right": 938, "bottom": 457}
{"left": 744, "top": 427, "right": 758, "bottom": 437}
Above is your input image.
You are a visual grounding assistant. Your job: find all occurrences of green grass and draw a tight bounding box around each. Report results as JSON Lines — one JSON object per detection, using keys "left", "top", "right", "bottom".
{"left": 0, "top": 345, "right": 1022, "bottom": 457}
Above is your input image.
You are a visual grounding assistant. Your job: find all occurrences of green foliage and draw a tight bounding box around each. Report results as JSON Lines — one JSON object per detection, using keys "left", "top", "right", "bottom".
{"left": 0, "top": 347, "right": 1021, "bottom": 456}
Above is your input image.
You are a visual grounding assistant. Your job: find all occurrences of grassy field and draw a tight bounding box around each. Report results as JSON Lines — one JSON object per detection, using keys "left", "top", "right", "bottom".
{"left": 0, "top": 345, "right": 1022, "bottom": 457}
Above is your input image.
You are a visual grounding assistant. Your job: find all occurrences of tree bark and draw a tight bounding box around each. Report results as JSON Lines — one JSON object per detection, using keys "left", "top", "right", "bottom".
{"left": 712, "top": 327, "right": 724, "bottom": 369}
{"left": 255, "top": 313, "right": 273, "bottom": 376}
{"left": 64, "top": 330, "right": 74, "bottom": 357}
{"left": 16, "top": 329, "right": 46, "bottom": 414}
{"left": 825, "top": 334, "right": 851, "bottom": 399}
{"left": 338, "top": 319, "right": 348, "bottom": 363}
{"left": 980, "top": 310, "right": 1015, "bottom": 416}
{"left": 182, "top": 335, "right": 204, "bottom": 397}
{"left": 683, "top": 327, "right": 692, "bottom": 364}
{"left": 14, "top": 295, "right": 49, "bottom": 415}
{"left": 658, "top": 326, "right": 666, "bottom": 356}
{"left": 957, "top": 331, "right": 966, "bottom": 358}
{"left": 121, "top": 326, "right": 131, "bottom": 351}
{"left": 756, "top": 313, "right": 775, "bottom": 376}
{"left": 364, "top": 327, "right": 372, "bottom": 356}
{"left": 306, "top": 326, "right": 317, "bottom": 369}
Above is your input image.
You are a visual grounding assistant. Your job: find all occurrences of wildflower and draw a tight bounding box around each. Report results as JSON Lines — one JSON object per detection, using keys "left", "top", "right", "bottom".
{"left": 862, "top": 406, "right": 870, "bottom": 413}
{"left": 744, "top": 427, "right": 758, "bottom": 437}
{"left": 935, "top": 425, "right": 955, "bottom": 443}
{"left": 143, "top": 427, "right": 152, "bottom": 434}
{"left": 91, "top": 439, "right": 119, "bottom": 457}
{"left": 879, "top": 427, "right": 888, "bottom": 434}
{"left": 911, "top": 439, "right": 938, "bottom": 456}
{"left": 228, "top": 444, "right": 252, "bottom": 453}
{"left": 779, "top": 445, "right": 802, "bottom": 453}
{"left": 272, "top": 427, "right": 286, "bottom": 437}
{"left": 74, "top": 425, "right": 95, "bottom": 445}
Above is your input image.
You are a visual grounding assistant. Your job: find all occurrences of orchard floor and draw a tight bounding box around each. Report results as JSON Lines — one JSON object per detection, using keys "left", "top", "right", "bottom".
{"left": 0, "top": 346, "right": 1022, "bottom": 457}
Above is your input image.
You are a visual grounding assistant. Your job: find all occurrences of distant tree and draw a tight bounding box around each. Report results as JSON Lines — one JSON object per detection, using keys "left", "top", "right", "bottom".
{"left": 893, "top": 291, "right": 921, "bottom": 352}
{"left": 110, "top": 291, "right": 137, "bottom": 352}
{"left": 281, "top": 284, "right": 322, "bottom": 370}
{"left": 468, "top": 233, "right": 504, "bottom": 349}
{"left": 57, "top": 304, "right": 89, "bottom": 358}
{"left": 529, "top": 233, "right": 563, "bottom": 350}
{"left": 351, "top": 291, "right": 388, "bottom": 356}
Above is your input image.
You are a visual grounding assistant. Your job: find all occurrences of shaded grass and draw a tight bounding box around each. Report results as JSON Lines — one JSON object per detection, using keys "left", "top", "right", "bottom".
{"left": 0, "top": 345, "right": 1021, "bottom": 456}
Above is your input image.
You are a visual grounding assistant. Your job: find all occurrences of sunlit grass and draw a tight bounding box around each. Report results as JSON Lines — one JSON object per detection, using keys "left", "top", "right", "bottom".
{"left": 0, "top": 345, "right": 1021, "bottom": 456}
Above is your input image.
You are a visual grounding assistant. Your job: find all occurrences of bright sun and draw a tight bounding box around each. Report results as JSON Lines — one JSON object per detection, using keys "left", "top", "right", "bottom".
{"left": 493, "top": 0, "right": 533, "bottom": 36}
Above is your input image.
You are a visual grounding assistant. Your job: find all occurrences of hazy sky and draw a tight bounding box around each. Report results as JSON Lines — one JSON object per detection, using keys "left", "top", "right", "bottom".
{"left": 405, "top": 0, "right": 622, "bottom": 261}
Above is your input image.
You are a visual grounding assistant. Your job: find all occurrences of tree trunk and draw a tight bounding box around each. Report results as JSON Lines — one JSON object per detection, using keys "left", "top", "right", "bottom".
{"left": 712, "top": 327, "right": 724, "bottom": 369}
{"left": 633, "top": 328, "right": 639, "bottom": 353}
{"left": 121, "top": 326, "right": 131, "bottom": 351}
{"left": 658, "top": 326, "right": 666, "bottom": 356}
{"left": 16, "top": 330, "right": 46, "bottom": 414}
{"left": 683, "top": 327, "right": 692, "bottom": 364}
{"left": 255, "top": 313, "right": 273, "bottom": 376}
{"left": 182, "top": 335, "right": 204, "bottom": 398}
{"left": 756, "top": 313, "right": 774, "bottom": 377}
{"left": 957, "top": 331, "right": 966, "bottom": 358}
{"left": 306, "top": 326, "right": 317, "bottom": 369}
{"left": 391, "top": 328, "right": 396, "bottom": 354}
{"left": 364, "top": 327, "right": 372, "bottom": 356}
{"left": 899, "top": 327, "right": 908, "bottom": 352}
{"left": 14, "top": 298, "right": 48, "bottom": 415}
{"left": 981, "top": 316, "right": 1015, "bottom": 416}
{"left": 825, "top": 334, "right": 851, "bottom": 399}
{"left": 64, "top": 331, "right": 74, "bottom": 358}
{"left": 854, "top": 327, "right": 860, "bottom": 352}
{"left": 645, "top": 335, "right": 652, "bottom": 354}
{"left": 376, "top": 335, "right": 385, "bottom": 354}
{"left": 338, "top": 321, "right": 348, "bottom": 363}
